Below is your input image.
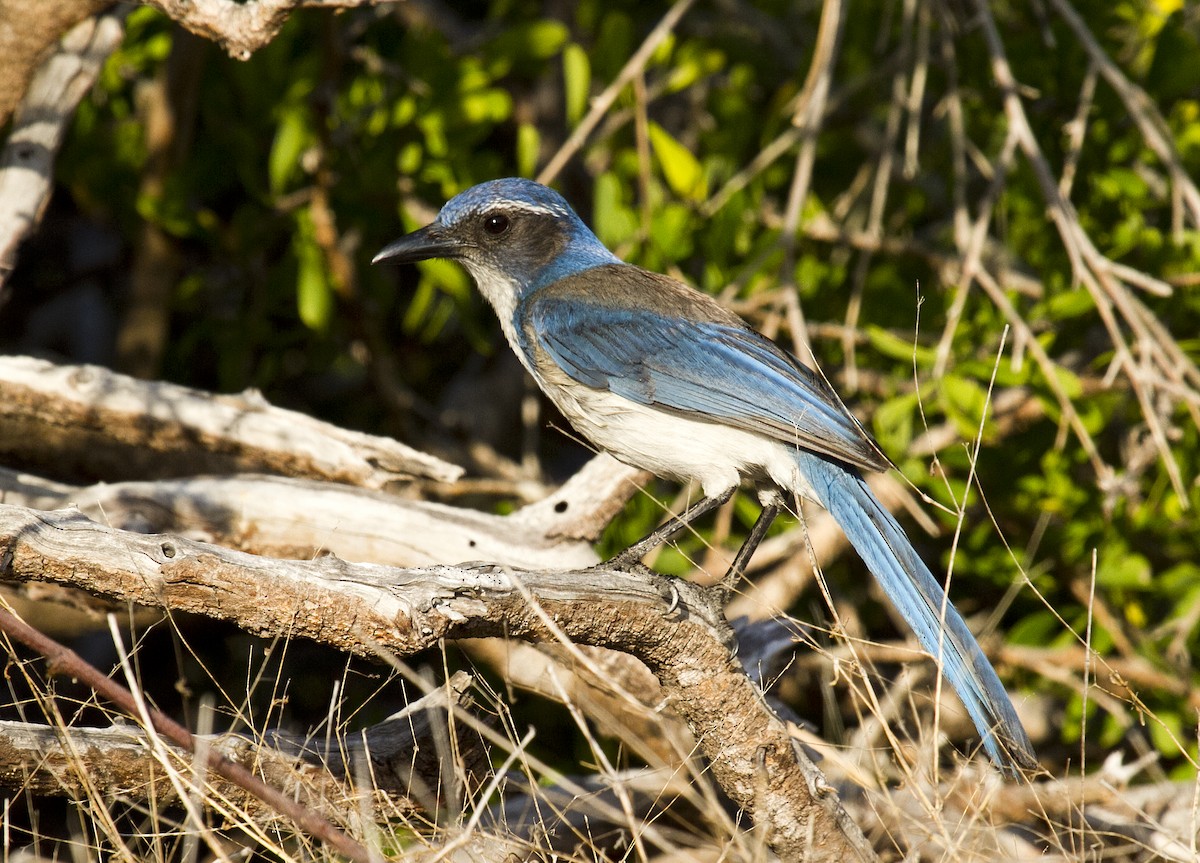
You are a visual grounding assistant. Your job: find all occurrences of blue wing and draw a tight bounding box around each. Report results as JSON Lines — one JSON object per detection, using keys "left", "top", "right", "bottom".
{"left": 525, "top": 277, "right": 889, "bottom": 473}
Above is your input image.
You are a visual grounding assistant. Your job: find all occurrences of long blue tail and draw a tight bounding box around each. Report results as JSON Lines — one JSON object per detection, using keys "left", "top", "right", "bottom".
{"left": 793, "top": 449, "right": 1036, "bottom": 776}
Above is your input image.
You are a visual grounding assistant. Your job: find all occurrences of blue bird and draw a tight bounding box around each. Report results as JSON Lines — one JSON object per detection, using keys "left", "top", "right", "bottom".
{"left": 373, "top": 177, "right": 1036, "bottom": 776}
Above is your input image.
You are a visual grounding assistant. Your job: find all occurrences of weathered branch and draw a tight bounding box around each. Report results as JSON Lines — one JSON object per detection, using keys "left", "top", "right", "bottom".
{"left": 0, "top": 671, "right": 483, "bottom": 815}
{"left": 0, "top": 356, "right": 462, "bottom": 486}
{"left": 0, "top": 0, "right": 113, "bottom": 128}
{"left": 0, "top": 443, "right": 644, "bottom": 571}
{"left": 0, "top": 469, "right": 602, "bottom": 569}
{"left": 0, "top": 12, "right": 123, "bottom": 284}
{"left": 0, "top": 501, "right": 876, "bottom": 861}
{"left": 139, "top": 0, "right": 387, "bottom": 61}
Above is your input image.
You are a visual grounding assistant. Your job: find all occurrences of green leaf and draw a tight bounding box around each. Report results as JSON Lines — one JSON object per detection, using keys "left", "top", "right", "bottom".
{"left": 872, "top": 391, "right": 920, "bottom": 454}
{"left": 516, "top": 123, "right": 540, "bottom": 178}
{"left": 864, "top": 325, "right": 935, "bottom": 368}
{"left": 397, "top": 142, "right": 422, "bottom": 175}
{"left": 593, "top": 172, "right": 637, "bottom": 247}
{"left": 1095, "top": 549, "right": 1152, "bottom": 589}
{"left": 269, "top": 105, "right": 311, "bottom": 195}
{"left": 1044, "top": 288, "right": 1095, "bottom": 320}
{"left": 1048, "top": 364, "right": 1084, "bottom": 399}
{"left": 593, "top": 12, "right": 633, "bottom": 81}
{"left": 563, "top": 43, "right": 590, "bottom": 127}
{"left": 649, "top": 203, "right": 693, "bottom": 261}
{"left": 490, "top": 20, "right": 569, "bottom": 66}
{"left": 1148, "top": 710, "right": 1185, "bottom": 758}
{"left": 648, "top": 121, "right": 706, "bottom": 202}
{"left": 293, "top": 209, "right": 332, "bottom": 331}
{"left": 418, "top": 257, "right": 471, "bottom": 303}
{"left": 460, "top": 89, "right": 512, "bottom": 124}
{"left": 938, "top": 373, "right": 990, "bottom": 438}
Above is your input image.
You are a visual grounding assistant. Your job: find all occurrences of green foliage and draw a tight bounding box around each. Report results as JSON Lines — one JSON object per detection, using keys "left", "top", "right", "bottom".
{"left": 49, "top": 0, "right": 1200, "bottom": 773}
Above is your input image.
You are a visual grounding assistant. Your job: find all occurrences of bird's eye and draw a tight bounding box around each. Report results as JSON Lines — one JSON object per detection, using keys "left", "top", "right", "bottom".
{"left": 483, "top": 213, "right": 511, "bottom": 236}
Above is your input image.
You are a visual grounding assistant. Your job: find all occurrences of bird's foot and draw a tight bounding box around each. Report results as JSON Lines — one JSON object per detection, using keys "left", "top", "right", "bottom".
{"left": 604, "top": 547, "right": 645, "bottom": 572}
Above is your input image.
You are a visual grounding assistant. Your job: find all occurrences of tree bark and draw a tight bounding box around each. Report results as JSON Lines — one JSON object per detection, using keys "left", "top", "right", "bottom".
{"left": 0, "top": 0, "right": 113, "bottom": 128}
{"left": 0, "top": 12, "right": 123, "bottom": 283}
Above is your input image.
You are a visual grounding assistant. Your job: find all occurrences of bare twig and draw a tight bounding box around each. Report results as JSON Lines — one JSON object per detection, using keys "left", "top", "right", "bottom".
{"left": 839, "top": 0, "right": 913, "bottom": 390}
{"left": 775, "top": 0, "right": 845, "bottom": 367}
{"left": 969, "top": 0, "right": 1198, "bottom": 501}
{"left": 1044, "top": 0, "right": 1200, "bottom": 234}
{"left": 538, "top": 0, "right": 696, "bottom": 184}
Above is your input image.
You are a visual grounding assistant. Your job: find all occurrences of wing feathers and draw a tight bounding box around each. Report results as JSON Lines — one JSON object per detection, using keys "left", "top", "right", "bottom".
{"left": 525, "top": 267, "right": 889, "bottom": 473}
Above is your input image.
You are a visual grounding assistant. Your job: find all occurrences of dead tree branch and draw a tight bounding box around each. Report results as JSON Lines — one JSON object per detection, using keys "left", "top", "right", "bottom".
{"left": 0, "top": 670, "right": 483, "bottom": 816}
{"left": 0, "top": 469, "right": 603, "bottom": 569}
{"left": 0, "top": 0, "right": 113, "bottom": 128}
{"left": 139, "top": 0, "right": 387, "bottom": 61}
{"left": 0, "top": 442, "right": 645, "bottom": 573}
{"left": 0, "top": 13, "right": 123, "bottom": 285}
{"left": 0, "top": 355, "right": 462, "bottom": 486}
{"left": 0, "top": 501, "right": 877, "bottom": 861}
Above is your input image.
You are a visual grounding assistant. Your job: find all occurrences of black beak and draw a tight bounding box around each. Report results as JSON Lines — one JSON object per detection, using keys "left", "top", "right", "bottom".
{"left": 371, "top": 224, "right": 462, "bottom": 265}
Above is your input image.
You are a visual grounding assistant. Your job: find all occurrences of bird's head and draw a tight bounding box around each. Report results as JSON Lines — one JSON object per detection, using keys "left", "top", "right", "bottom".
{"left": 372, "top": 179, "right": 618, "bottom": 302}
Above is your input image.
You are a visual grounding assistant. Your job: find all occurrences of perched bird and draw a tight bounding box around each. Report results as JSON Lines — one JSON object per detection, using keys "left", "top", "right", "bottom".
{"left": 373, "top": 177, "right": 1036, "bottom": 775}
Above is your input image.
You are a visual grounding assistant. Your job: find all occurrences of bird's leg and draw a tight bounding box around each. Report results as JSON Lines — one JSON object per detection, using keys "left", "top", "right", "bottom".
{"left": 720, "top": 502, "right": 782, "bottom": 591}
{"left": 607, "top": 489, "right": 734, "bottom": 570}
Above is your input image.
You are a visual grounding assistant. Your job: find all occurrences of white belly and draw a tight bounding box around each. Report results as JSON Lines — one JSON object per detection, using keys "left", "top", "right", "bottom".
{"left": 546, "top": 380, "right": 815, "bottom": 503}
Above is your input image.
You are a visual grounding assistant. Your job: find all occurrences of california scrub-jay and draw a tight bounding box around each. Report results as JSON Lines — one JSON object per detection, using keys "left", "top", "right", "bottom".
{"left": 373, "top": 177, "right": 1035, "bottom": 775}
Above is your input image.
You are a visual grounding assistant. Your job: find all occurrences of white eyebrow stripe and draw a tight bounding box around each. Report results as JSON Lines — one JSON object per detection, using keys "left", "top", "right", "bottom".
{"left": 498, "top": 199, "right": 564, "bottom": 217}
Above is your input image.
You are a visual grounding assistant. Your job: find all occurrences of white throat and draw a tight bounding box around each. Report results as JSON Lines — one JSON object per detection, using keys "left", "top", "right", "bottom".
{"left": 463, "top": 263, "right": 536, "bottom": 377}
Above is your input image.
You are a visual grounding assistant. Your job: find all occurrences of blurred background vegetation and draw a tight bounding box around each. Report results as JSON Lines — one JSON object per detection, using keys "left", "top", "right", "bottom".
{"left": 5, "top": 0, "right": 1200, "bottom": 781}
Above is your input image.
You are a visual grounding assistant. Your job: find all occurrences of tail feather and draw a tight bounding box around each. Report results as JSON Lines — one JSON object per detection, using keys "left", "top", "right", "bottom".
{"left": 794, "top": 450, "right": 1036, "bottom": 776}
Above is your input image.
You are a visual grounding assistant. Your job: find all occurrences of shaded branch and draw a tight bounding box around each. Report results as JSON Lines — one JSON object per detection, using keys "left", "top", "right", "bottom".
{"left": 0, "top": 0, "right": 113, "bottom": 128}
{"left": 0, "top": 671, "right": 484, "bottom": 815}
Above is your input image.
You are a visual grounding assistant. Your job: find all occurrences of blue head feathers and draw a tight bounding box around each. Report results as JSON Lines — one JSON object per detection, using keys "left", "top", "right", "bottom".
{"left": 373, "top": 178, "right": 618, "bottom": 295}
